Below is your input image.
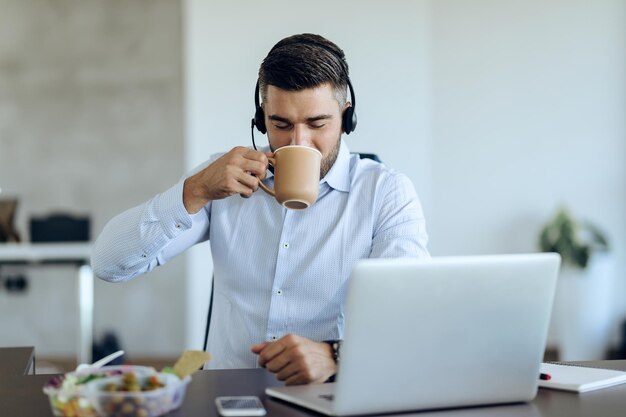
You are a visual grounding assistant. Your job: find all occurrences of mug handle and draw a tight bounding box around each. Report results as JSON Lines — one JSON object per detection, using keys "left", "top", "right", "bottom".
{"left": 257, "top": 157, "right": 276, "bottom": 196}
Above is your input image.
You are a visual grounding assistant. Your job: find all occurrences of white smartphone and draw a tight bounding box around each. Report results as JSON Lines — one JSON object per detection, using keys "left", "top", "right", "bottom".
{"left": 215, "top": 396, "right": 267, "bottom": 416}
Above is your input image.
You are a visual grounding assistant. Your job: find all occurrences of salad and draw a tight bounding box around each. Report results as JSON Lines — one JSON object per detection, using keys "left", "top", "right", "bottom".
{"left": 43, "top": 366, "right": 155, "bottom": 417}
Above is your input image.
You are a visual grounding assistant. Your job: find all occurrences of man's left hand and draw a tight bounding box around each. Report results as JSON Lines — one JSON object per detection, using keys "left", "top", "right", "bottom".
{"left": 251, "top": 334, "right": 336, "bottom": 385}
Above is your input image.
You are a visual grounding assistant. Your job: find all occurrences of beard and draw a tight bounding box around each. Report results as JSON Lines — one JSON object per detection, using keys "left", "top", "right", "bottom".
{"left": 319, "top": 135, "right": 341, "bottom": 179}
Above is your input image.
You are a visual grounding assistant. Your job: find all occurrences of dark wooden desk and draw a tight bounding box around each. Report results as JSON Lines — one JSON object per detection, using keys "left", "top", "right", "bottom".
{"left": 0, "top": 346, "right": 35, "bottom": 376}
{"left": 2, "top": 347, "right": 626, "bottom": 417}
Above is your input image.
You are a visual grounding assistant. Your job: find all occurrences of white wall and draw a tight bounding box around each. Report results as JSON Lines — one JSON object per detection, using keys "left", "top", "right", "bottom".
{"left": 7, "top": 0, "right": 621, "bottom": 361}
{"left": 0, "top": 0, "right": 186, "bottom": 358}
{"left": 430, "top": 0, "right": 626, "bottom": 345}
{"left": 183, "top": 0, "right": 433, "bottom": 348}
{"left": 185, "top": 0, "right": 626, "bottom": 353}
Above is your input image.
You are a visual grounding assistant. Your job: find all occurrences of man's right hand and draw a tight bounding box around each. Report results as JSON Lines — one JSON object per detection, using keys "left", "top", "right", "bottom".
{"left": 183, "top": 147, "right": 270, "bottom": 214}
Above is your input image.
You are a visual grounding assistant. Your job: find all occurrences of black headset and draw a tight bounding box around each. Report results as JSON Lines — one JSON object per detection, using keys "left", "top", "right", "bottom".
{"left": 251, "top": 40, "right": 358, "bottom": 149}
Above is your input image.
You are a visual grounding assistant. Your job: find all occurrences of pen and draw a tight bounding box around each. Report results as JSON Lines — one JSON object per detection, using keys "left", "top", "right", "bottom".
{"left": 540, "top": 373, "right": 551, "bottom": 381}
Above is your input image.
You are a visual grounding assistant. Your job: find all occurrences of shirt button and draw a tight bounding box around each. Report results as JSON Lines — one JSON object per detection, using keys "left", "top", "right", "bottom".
{"left": 141, "top": 253, "right": 147, "bottom": 258}
{"left": 175, "top": 223, "right": 182, "bottom": 229}
{"left": 271, "top": 336, "right": 277, "bottom": 340}
{"left": 277, "top": 289, "right": 282, "bottom": 295}
{"left": 282, "top": 242, "right": 289, "bottom": 249}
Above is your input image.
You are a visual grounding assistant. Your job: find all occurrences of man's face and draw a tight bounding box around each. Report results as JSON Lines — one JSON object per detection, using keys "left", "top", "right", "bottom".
{"left": 263, "top": 83, "right": 346, "bottom": 179}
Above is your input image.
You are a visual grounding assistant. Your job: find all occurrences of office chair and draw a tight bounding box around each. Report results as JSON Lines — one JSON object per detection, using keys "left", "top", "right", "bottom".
{"left": 202, "top": 153, "right": 381, "bottom": 350}
{"left": 355, "top": 153, "right": 381, "bottom": 163}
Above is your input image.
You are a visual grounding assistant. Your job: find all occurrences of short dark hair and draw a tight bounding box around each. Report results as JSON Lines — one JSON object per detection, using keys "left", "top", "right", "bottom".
{"left": 258, "top": 33, "right": 349, "bottom": 105}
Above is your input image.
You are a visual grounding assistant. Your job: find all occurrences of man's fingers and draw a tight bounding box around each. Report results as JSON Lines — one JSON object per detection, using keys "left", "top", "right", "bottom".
{"left": 256, "top": 341, "right": 287, "bottom": 368}
{"left": 251, "top": 342, "right": 270, "bottom": 354}
{"left": 218, "top": 175, "right": 253, "bottom": 199}
{"left": 275, "top": 361, "right": 299, "bottom": 382}
{"left": 240, "top": 159, "right": 268, "bottom": 178}
{"left": 216, "top": 168, "right": 259, "bottom": 199}
{"left": 237, "top": 171, "right": 261, "bottom": 191}
{"left": 239, "top": 147, "right": 269, "bottom": 166}
{"left": 255, "top": 336, "right": 334, "bottom": 385}
{"left": 285, "top": 371, "right": 309, "bottom": 386}
{"left": 265, "top": 351, "right": 292, "bottom": 373}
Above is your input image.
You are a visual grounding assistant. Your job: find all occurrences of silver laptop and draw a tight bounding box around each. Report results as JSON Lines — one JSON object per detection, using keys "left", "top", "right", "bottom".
{"left": 266, "top": 253, "right": 560, "bottom": 416}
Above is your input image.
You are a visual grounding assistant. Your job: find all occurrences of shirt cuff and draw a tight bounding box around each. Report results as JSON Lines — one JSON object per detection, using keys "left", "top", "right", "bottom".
{"left": 152, "top": 180, "right": 194, "bottom": 239}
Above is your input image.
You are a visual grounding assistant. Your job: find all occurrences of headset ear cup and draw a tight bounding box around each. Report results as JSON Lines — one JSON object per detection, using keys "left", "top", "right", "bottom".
{"left": 342, "top": 107, "right": 357, "bottom": 134}
{"left": 254, "top": 107, "right": 267, "bottom": 134}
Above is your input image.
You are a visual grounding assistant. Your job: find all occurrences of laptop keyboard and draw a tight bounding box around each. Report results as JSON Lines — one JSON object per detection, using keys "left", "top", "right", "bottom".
{"left": 319, "top": 394, "right": 334, "bottom": 401}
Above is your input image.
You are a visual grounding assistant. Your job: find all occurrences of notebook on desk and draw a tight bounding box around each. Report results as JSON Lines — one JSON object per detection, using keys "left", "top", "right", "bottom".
{"left": 539, "top": 362, "right": 626, "bottom": 393}
{"left": 266, "top": 253, "right": 561, "bottom": 416}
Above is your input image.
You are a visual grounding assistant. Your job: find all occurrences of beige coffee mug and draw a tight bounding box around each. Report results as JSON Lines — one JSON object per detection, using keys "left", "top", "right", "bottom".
{"left": 258, "top": 145, "right": 322, "bottom": 210}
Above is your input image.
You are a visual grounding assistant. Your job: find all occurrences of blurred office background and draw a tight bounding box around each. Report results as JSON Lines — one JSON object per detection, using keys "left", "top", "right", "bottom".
{"left": 0, "top": 0, "right": 624, "bottom": 370}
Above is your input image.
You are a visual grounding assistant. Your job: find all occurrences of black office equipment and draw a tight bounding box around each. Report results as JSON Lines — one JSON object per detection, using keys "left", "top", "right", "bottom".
{"left": 30, "top": 214, "right": 90, "bottom": 242}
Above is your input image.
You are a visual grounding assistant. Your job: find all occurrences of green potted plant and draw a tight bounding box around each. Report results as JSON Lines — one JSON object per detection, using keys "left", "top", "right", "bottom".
{"left": 539, "top": 207, "right": 609, "bottom": 269}
{"left": 539, "top": 207, "right": 613, "bottom": 361}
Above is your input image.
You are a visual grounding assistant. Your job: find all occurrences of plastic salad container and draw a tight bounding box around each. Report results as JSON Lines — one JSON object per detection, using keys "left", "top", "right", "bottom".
{"left": 84, "top": 372, "right": 191, "bottom": 417}
{"left": 43, "top": 365, "right": 156, "bottom": 417}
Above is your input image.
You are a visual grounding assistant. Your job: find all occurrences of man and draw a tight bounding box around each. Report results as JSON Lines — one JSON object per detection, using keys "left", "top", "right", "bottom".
{"left": 92, "top": 33, "right": 429, "bottom": 385}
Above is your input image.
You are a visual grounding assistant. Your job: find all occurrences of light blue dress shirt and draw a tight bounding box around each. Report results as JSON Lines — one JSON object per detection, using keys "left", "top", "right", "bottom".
{"left": 92, "top": 140, "right": 429, "bottom": 369}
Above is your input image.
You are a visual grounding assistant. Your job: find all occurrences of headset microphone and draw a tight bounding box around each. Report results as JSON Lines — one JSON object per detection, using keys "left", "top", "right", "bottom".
{"left": 251, "top": 107, "right": 271, "bottom": 172}
{"left": 251, "top": 117, "right": 260, "bottom": 151}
